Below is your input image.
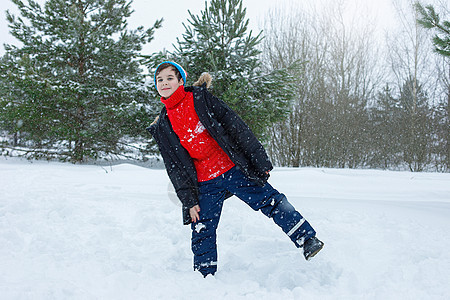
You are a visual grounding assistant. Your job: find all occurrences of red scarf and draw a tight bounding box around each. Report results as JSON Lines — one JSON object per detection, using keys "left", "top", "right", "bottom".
{"left": 161, "top": 86, "right": 235, "bottom": 182}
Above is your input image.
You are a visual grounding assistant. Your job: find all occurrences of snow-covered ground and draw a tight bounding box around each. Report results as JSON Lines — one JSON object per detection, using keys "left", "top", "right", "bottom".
{"left": 1, "top": 158, "right": 449, "bottom": 299}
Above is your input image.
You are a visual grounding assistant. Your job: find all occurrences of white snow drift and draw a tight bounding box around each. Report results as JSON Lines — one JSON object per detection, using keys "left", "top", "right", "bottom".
{"left": 1, "top": 158, "right": 449, "bottom": 299}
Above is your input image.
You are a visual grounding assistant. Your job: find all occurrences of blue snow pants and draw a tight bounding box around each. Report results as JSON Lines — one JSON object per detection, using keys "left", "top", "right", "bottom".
{"left": 191, "top": 166, "right": 316, "bottom": 276}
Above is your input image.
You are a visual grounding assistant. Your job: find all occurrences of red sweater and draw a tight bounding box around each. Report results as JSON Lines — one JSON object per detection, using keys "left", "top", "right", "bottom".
{"left": 161, "top": 86, "right": 235, "bottom": 182}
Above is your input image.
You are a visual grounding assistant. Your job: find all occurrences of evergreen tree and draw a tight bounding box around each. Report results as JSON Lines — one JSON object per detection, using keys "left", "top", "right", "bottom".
{"left": 162, "top": 0, "right": 294, "bottom": 139}
{"left": 1, "top": 0, "right": 162, "bottom": 162}
{"left": 369, "top": 84, "right": 402, "bottom": 168}
{"left": 414, "top": 1, "right": 450, "bottom": 57}
{"left": 398, "top": 77, "right": 433, "bottom": 171}
{"left": 0, "top": 54, "right": 22, "bottom": 148}
{"left": 432, "top": 98, "right": 449, "bottom": 171}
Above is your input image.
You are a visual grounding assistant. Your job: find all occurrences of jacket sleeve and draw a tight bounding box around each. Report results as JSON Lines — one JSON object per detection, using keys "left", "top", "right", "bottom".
{"left": 205, "top": 91, "right": 273, "bottom": 176}
{"left": 147, "top": 114, "right": 199, "bottom": 225}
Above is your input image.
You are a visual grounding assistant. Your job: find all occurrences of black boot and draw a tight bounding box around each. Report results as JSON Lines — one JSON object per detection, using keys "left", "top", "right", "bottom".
{"left": 303, "top": 236, "right": 324, "bottom": 260}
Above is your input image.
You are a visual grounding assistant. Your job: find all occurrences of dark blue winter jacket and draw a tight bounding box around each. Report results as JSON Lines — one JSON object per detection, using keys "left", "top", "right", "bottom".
{"left": 147, "top": 84, "right": 273, "bottom": 225}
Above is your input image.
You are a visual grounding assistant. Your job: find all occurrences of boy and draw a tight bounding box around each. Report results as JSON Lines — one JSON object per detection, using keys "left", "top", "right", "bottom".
{"left": 148, "top": 61, "right": 324, "bottom": 277}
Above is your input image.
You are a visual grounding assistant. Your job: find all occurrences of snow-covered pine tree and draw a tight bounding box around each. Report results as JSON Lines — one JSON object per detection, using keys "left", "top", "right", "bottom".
{"left": 1, "top": 0, "right": 162, "bottom": 162}
{"left": 170, "top": 0, "right": 294, "bottom": 139}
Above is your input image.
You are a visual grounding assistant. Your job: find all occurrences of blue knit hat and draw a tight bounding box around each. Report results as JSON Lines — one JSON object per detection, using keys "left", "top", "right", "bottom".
{"left": 154, "top": 61, "right": 187, "bottom": 89}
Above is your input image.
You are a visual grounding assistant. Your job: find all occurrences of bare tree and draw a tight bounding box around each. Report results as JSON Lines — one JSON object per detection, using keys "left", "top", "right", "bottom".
{"left": 263, "top": 0, "right": 380, "bottom": 168}
{"left": 414, "top": 0, "right": 450, "bottom": 171}
{"left": 385, "top": 0, "right": 440, "bottom": 171}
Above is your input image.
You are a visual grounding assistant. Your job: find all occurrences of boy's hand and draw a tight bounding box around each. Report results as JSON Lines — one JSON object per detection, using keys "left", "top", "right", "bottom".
{"left": 190, "top": 205, "right": 201, "bottom": 223}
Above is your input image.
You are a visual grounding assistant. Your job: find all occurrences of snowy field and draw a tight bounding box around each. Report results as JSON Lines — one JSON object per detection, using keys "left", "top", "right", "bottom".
{"left": 1, "top": 158, "right": 449, "bottom": 300}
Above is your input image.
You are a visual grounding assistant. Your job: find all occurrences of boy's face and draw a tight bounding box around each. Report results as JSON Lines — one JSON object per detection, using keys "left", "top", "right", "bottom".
{"left": 156, "top": 67, "right": 184, "bottom": 99}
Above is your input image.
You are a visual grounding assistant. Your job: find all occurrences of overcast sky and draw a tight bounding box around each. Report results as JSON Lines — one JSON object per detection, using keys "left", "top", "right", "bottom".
{"left": 0, "top": 0, "right": 397, "bottom": 56}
